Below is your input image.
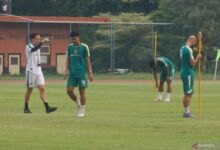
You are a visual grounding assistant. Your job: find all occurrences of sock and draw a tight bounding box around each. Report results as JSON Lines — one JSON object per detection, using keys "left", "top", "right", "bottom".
{"left": 44, "top": 102, "right": 49, "bottom": 110}
{"left": 80, "top": 105, "right": 86, "bottom": 114}
{"left": 157, "top": 92, "right": 163, "bottom": 98}
{"left": 25, "top": 103, "right": 29, "bottom": 109}
{"left": 184, "top": 107, "right": 190, "bottom": 114}
{"left": 166, "top": 93, "right": 171, "bottom": 99}
{"left": 76, "top": 99, "right": 81, "bottom": 107}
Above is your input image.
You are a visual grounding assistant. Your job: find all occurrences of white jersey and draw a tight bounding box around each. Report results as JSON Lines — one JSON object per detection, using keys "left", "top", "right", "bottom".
{"left": 25, "top": 43, "right": 43, "bottom": 75}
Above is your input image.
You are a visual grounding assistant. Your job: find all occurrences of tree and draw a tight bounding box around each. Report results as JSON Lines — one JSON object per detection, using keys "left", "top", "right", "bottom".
{"left": 11, "top": 0, "right": 159, "bottom": 16}
{"left": 0, "top": 0, "right": 5, "bottom": 13}
{"left": 152, "top": 0, "right": 220, "bottom": 72}
{"left": 12, "top": 0, "right": 56, "bottom": 16}
{"left": 92, "top": 13, "right": 153, "bottom": 72}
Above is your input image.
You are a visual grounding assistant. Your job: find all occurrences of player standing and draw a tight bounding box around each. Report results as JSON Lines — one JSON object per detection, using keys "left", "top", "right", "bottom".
{"left": 180, "top": 33, "right": 202, "bottom": 118}
{"left": 149, "top": 57, "right": 175, "bottom": 102}
{"left": 64, "top": 31, "right": 94, "bottom": 117}
{"left": 24, "top": 33, "right": 57, "bottom": 113}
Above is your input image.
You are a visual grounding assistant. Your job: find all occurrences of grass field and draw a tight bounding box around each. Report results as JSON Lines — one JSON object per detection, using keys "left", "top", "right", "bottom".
{"left": 0, "top": 79, "right": 220, "bottom": 150}
{"left": 0, "top": 72, "right": 218, "bottom": 80}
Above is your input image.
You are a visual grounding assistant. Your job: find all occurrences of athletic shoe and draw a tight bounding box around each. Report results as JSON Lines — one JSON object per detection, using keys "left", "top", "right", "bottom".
{"left": 183, "top": 113, "right": 195, "bottom": 118}
{"left": 24, "top": 108, "right": 32, "bottom": 114}
{"left": 46, "top": 107, "right": 57, "bottom": 113}
{"left": 77, "top": 112, "right": 85, "bottom": 118}
{"left": 77, "top": 106, "right": 85, "bottom": 117}
{"left": 155, "top": 97, "right": 162, "bottom": 102}
{"left": 164, "top": 98, "right": 170, "bottom": 102}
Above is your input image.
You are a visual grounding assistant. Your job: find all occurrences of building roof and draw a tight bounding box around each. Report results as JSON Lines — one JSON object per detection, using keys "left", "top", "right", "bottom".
{"left": 0, "top": 14, "right": 172, "bottom": 25}
{"left": 0, "top": 15, "right": 110, "bottom": 24}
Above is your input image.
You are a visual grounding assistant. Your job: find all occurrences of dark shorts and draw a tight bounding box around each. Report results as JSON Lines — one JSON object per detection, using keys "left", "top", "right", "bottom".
{"left": 181, "top": 73, "right": 194, "bottom": 95}
{"left": 67, "top": 74, "right": 88, "bottom": 88}
{"left": 160, "top": 68, "right": 175, "bottom": 81}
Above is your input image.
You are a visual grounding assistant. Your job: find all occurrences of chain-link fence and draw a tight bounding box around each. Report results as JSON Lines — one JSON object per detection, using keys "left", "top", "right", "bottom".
{"left": 0, "top": 15, "right": 219, "bottom": 80}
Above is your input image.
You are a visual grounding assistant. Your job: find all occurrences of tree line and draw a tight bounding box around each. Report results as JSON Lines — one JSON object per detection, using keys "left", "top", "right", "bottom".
{"left": 9, "top": 0, "right": 220, "bottom": 72}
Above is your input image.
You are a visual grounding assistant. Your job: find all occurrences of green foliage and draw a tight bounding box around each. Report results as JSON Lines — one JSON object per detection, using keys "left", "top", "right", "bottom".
{"left": 153, "top": 0, "right": 220, "bottom": 38}
{"left": 0, "top": 1, "right": 4, "bottom": 13}
{"left": 12, "top": 0, "right": 56, "bottom": 16}
{"left": 11, "top": 0, "right": 158, "bottom": 16}
{"left": 93, "top": 13, "right": 153, "bottom": 72}
{"left": 152, "top": 0, "right": 220, "bottom": 71}
{"left": 10, "top": 0, "right": 220, "bottom": 72}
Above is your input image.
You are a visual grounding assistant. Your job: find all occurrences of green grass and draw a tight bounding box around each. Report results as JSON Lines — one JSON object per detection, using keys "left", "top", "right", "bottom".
{"left": 0, "top": 80, "right": 220, "bottom": 150}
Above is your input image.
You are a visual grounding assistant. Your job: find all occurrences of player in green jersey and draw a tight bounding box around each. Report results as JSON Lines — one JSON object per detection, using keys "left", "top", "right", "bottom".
{"left": 149, "top": 57, "right": 175, "bottom": 102}
{"left": 64, "top": 31, "right": 94, "bottom": 117}
{"left": 180, "top": 32, "right": 202, "bottom": 118}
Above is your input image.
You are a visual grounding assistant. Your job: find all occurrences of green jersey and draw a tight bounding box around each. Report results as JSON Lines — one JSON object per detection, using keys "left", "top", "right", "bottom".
{"left": 67, "top": 43, "right": 90, "bottom": 77}
{"left": 155, "top": 57, "right": 175, "bottom": 81}
{"left": 180, "top": 44, "right": 194, "bottom": 75}
{"left": 156, "top": 57, "right": 175, "bottom": 72}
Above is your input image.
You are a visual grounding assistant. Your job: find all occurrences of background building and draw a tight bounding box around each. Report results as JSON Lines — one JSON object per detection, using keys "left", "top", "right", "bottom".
{"left": 0, "top": 15, "right": 110, "bottom": 75}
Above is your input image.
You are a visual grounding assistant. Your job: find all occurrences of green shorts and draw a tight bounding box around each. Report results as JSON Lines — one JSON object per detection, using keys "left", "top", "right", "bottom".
{"left": 181, "top": 73, "right": 194, "bottom": 95}
{"left": 160, "top": 68, "right": 175, "bottom": 81}
{"left": 67, "top": 74, "right": 88, "bottom": 88}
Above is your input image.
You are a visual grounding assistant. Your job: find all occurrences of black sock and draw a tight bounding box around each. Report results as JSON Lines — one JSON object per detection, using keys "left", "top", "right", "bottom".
{"left": 44, "top": 102, "right": 49, "bottom": 110}
{"left": 25, "top": 103, "right": 29, "bottom": 109}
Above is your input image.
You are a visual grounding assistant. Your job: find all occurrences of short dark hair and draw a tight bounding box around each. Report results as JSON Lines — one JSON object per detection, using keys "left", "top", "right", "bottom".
{"left": 30, "top": 33, "right": 40, "bottom": 39}
{"left": 149, "top": 59, "right": 156, "bottom": 69}
{"left": 70, "top": 31, "right": 79, "bottom": 37}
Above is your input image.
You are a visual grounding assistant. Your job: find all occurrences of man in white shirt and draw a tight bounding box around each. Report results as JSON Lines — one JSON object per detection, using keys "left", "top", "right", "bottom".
{"left": 24, "top": 33, "right": 57, "bottom": 114}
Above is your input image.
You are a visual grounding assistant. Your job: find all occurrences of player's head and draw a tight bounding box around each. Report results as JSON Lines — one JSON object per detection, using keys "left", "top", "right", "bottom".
{"left": 187, "top": 35, "right": 197, "bottom": 47}
{"left": 149, "top": 59, "right": 157, "bottom": 69}
{"left": 70, "top": 31, "right": 80, "bottom": 45}
{"left": 30, "top": 33, "right": 41, "bottom": 45}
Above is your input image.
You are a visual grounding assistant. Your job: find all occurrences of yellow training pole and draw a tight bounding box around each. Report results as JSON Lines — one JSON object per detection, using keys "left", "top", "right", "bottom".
{"left": 198, "top": 32, "right": 202, "bottom": 115}
{"left": 153, "top": 32, "right": 158, "bottom": 96}
{"left": 154, "top": 32, "right": 157, "bottom": 60}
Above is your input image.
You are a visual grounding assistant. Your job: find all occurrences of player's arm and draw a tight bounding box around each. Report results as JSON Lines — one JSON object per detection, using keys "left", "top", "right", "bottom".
{"left": 30, "top": 42, "right": 43, "bottom": 52}
{"left": 190, "top": 32, "right": 202, "bottom": 66}
{"left": 84, "top": 45, "right": 94, "bottom": 82}
{"left": 165, "top": 66, "right": 173, "bottom": 83}
{"left": 152, "top": 69, "right": 158, "bottom": 88}
{"left": 165, "top": 65, "right": 170, "bottom": 77}
{"left": 30, "top": 38, "right": 49, "bottom": 52}
{"left": 190, "top": 54, "right": 202, "bottom": 66}
{"left": 189, "top": 48, "right": 202, "bottom": 66}
{"left": 64, "top": 50, "right": 70, "bottom": 79}
{"left": 160, "top": 60, "right": 171, "bottom": 82}
{"left": 86, "top": 57, "right": 94, "bottom": 82}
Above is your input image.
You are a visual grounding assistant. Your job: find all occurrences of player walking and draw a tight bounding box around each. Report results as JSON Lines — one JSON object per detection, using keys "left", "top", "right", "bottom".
{"left": 180, "top": 33, "right": 202, "bottom": 118}
{"left": 24, "top": 33, "right": 57, "bottom": 113}
{"left": 64, "top": 31, "right": 94, "bottom": 117}
{"left": 149, "top": 57, "right": 175, "bottom": 102}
